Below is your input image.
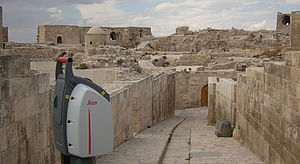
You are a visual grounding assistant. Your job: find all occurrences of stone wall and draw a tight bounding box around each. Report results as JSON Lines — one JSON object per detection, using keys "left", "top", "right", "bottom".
{"left": 37, "top": 25, "right": 153, "bottom": 47}
{"left": 38, "top": 25, "right": 82, "bottom": 44}
{"left": 103, "top": 72, "right": 176, "bottom": 147}
{"left": 0, "top": 54, "right": 58, "bottom": 164}
{"left": 149, "top": 28, "right": 288, "bottom": 52}
{"left": 0, "top": 54, "right": 176, "bottom": 163}
{"left": 291, "top": 11, "right": 300, "bottom": 47}
{"left": 175, "top": 70, "right": 237, "bottom": 110}
{"left": 210, "top": 51, "right": 300, "bottom": 163}
{"left": 276, "top": 12, "right": 291, "bottom": 35}
{"left": 208, "top": 78, "right": 237, "bottom": 126}
{"left": 3, "top": 43, "right": 83, "bottom": 61}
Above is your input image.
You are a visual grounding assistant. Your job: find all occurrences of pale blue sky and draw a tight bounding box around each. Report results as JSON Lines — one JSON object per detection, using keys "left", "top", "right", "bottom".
{"left": 1, "top": 0, "right": 300, "bottom": 43}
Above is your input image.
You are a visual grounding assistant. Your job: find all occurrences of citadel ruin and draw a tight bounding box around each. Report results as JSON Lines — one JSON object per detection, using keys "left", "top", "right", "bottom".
{"left": 0, "top": 5, "right": 300, "bottom": 164}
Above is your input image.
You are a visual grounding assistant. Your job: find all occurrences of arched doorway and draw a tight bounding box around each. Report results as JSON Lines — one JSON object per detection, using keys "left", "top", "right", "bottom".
{"left": 201, "top": 84, "right": 208, "bottom": 106}
{"left": 57, "top": 36, "right": 62, "bottom": 44}
{"left": 110, "top": 32, "right": 116, "bottom": 40}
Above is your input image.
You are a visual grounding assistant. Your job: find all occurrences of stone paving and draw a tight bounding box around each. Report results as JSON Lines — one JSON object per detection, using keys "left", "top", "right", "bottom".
{"left": 97, "top": 108, "right": 264, "bottom": 164}
{"left": 96, "top": 115, "right": 185, "bottom": 164}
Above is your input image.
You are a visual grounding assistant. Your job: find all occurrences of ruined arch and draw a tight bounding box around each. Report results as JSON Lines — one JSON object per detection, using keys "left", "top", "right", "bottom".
{"left": 201, "top": 84, "right": 208, "bottom": 106}
{"left": 57, "top": 36, "right": 62, "bottom": 44}
{"left": 282, "top": 15, "right": 290, "bottom": 25}
{"left": 110, "top": 32, "right": 116, "bottom": 40}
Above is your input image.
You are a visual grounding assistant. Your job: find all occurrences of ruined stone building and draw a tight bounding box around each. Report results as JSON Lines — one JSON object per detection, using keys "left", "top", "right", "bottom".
{"left": 0, "top": 6, "right": 8, "bottom": 49}
{"left": 276, "top": 11, "right": 300, "bottom": 47}
{"left": 37, "top": 25, "right": 153, "bottom": 47}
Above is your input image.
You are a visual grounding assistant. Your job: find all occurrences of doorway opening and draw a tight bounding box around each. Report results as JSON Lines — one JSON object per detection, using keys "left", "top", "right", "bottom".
{"left": 201, "top": 84, "right": 208, "bottom": 106}
{"left": 57, "top": 36, "right": 62, "bottom": 44}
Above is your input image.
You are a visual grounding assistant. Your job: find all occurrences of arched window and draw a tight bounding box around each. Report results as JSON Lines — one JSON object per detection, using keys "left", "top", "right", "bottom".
{"left": 110, "top": 32, "right": 116, "bottom": 40}
{"left": 282, "top": 15, "right": 290, "bottom": 26}
{"left": 57, "top": 36, "right": 62, "bottom": 44}
{"left": 90, "top": 41, "right": 93, "bottom": 45}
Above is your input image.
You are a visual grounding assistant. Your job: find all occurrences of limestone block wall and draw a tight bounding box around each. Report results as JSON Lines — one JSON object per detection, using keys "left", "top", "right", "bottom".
{"left": 105, "top": 72, "right": 176, "bottom": 147}
{"left": 38, "top": 25, "right": 81, "bottom": 44}
{"left": 214, "top": 78, "right": 237, "bottom": 126}
{"left": 175, "top": 70, "right": 237, "bottom": 110}
{"left": 291, "top": 11, "right": 300, "bottom": 47}
{"left": 276, "top": 12, "right": 291, "bottom": 35}
{"left": 0, "top": 54, "right": 58, "bottom": 164}
{"left": 235, "top": 51, "right": 300, "bottom": 163}
{"left": 152, "top": 73, "right": 175, "bottom": 124}
{"left": 208, "top": 77, "right": 217, "bottom": 125}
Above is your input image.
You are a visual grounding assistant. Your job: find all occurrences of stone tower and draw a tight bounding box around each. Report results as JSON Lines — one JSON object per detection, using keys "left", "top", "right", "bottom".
{"left": 85, "top": 27, "right": 107, "bottom": 56}
{"left": 276, "top": 12, "right": 291, "bottom": 35}
{"left": 0, "top": 6, "right": 8, "bottom": 49}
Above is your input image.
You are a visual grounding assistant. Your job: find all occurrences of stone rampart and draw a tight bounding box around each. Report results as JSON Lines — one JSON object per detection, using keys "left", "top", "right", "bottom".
{"left": 209, "top": 51, "right": 300, "bottom": 163}
{"left": 0, "top": 54, "right": 176, "bottom": 163}
{"left": 235, "top": 51, "right": 300, "bottom": 163}
{"left": 0, "top": 54, "right": 58, "bottom": 163}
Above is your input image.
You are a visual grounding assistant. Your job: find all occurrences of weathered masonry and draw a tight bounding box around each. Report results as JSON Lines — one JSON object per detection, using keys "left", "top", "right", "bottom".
{"left": 0, "top": 6, "right": 8, "bottom": 49}
{"left": 209, "top": 51, "right": 300, "bottom": 164}
{"left": 0, "top": 54, "right": 175, "bottom": 163}
{"left": 37, "top": 25, "right": 152, "bottom": 47}
{"left": 276, "top": 11, "right": 300, "bottom": 47}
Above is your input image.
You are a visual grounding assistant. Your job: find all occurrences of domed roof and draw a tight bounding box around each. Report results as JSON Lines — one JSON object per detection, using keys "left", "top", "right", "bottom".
{"left": 87, "top": 27, "right": 106, "bottom": 35}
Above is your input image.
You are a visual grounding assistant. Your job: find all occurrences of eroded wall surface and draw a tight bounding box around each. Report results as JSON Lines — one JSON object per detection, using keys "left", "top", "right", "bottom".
{"left": 235, "top": 51, "right": 300, "bottom": 163}
{"left": 291, "top": 11, "right": 300, "bottom": 47}
{"left": 214, "top": 78, "right": 237, "bottom": 126}
{"left": 0, "top": 54, "right": 176, "bottom": 164}
{"left": 0, "top": 55, "right": 59, "bottom": 163}
{"left": 107, "top": 72, "right": 175, "bottom": 147}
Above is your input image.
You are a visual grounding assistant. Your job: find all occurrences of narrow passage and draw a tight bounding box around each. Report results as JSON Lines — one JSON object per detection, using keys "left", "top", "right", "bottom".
{"left": 97, "top": 108, "right": 264, "bottom": 164}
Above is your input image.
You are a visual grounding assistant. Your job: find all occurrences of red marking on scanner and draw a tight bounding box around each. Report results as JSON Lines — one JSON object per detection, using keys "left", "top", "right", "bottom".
{"left": 87, "top": 100, "right": 97, "bottom": 106}
{"left": 88, "top": 109, "right": 91, "bottom": 154}
{"left": 57, "top": 57, "right": 68, "bottom": 63}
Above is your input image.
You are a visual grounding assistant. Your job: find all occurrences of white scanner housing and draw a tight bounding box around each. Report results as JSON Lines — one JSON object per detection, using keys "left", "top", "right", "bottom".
{"left": 66, "top": 84, "right": 113, "bottom": 157}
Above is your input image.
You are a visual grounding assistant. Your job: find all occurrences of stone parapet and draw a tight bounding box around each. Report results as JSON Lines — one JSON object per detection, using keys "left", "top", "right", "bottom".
{"left": 234, "top": 51, "right": 300, "bottom": 163}
{"left": 0, "top": 54, "right": 56, "bottom": 164}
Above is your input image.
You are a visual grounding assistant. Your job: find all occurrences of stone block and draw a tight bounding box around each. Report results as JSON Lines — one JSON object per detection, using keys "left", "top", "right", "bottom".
{"left": 14, "top": 96, "right": 36, "bottom": 121}
{"left": 291, "top": 111, "right": 300, "bottom": 127}
{"left": 0, "top": 100, "right": 15, "bottom": 128}
{"left": 8, "top": 76, "right": 30, "bottom": 99}
{"left": 290, "top": 66, "right": 300, "bottom": 83}
{"left": 36, "top": 73, "right": 50, "bottom": 94}
{"left": 37, "top": 110, "right": 51, "bottom": 133}
{"left": 20, "top": 115, "right": 38, "bottom": 138}
{"left": 287, "top": 95, "right": 300, "bottom": 113}
{"left": 282, "top": 146, "right": 298, "bottom": 164}
{"left": 0, "top": 54, "right": 30, "bottom": 78}
{"left": 296, "top": 83, "right": 300, "bottom": 98}
{"left": 34, "top": 130, "right": 48, "bottom": 154}
{"left": 0, "top": 79, "right": 9, "bottom": 100}
{"left": 6, "top": 123, "right": 19, "bottom": 147}
{"left": 18, "top": 141, "right": 28, "bottom": 162}
{"left": 0, "top": 126, "right": 7, "bottom": 152}
{"left": 36, "top": 92, "right": 50, "bottom": 112}
{"left": 283, "top": 138, "right": 300, "bottom": 161}
{"left": 39, "top": 147, "right": 51, "bottom": 164}
{"left": 1, "top": 146, "right": 19, "bottom": 164}
{"left": 285, "top": 51, "right": 300, "bottom": 68}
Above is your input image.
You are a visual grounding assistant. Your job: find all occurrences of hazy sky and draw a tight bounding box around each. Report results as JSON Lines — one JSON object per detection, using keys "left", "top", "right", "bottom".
{"left": 1, "top": 0, "right": 300, "bottom": 43}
